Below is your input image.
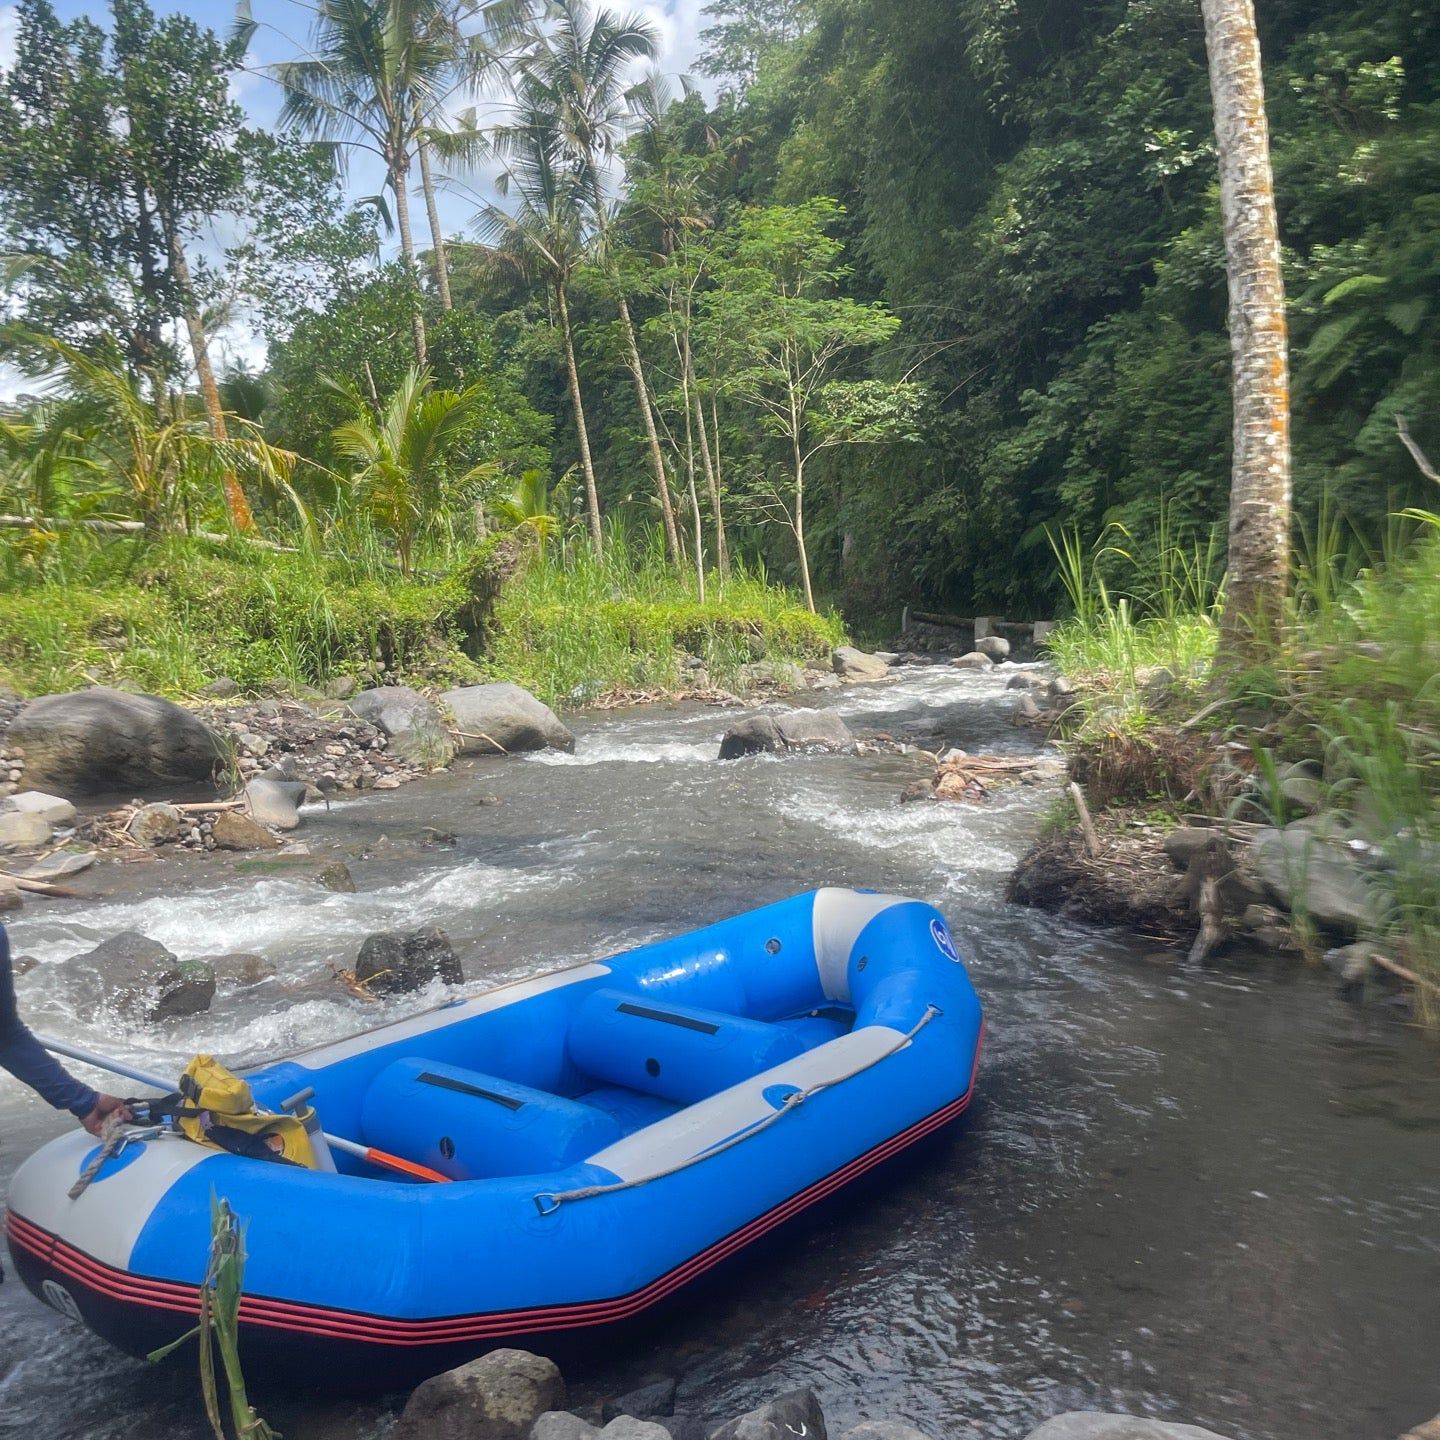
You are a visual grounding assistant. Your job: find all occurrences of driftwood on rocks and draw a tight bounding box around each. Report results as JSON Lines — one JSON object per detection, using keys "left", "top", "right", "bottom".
{"left": 906, "top": 753, "right": 1037, "bottom": 804}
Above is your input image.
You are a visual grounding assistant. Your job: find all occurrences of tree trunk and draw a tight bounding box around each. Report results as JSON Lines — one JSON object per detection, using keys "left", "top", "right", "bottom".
{"left": 417, "top": 136, "right": 453, "bottom": 311}
{"left": 557, "top": 284, "right": 603, "bottom": 556}
{"left": 615, "top": 291, "right": 681, "bottom": 563}
{"left": 792, "top": 442, "right": 815, "bottom": 613}
{"left": 167, "top": 229, "right": 253, "bottom": 532}
{"left": 688, "top": 347, "right": 728, "bottom": 578}
{"left": 678, "top": 350, "right": 705, "bottom": 602}
{"left": 589, "top": 178, "right": 679, "bottom": 563}
{"left": 709, "top": 392, "right": 728, "bottom": 573}
{"left": 390, "top": 148, "right": 429, "bottom": 367}
{"left": 1202, "top": 0, "right": 1291, "bottom": 662}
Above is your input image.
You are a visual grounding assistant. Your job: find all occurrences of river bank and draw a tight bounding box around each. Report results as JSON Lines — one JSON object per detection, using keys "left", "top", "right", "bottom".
{"left": 3, "top": 660, "right": 1437, "bottom": 1440}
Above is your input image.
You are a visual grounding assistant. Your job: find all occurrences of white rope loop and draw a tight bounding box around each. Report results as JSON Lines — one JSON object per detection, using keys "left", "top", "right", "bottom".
{"left": 532, "top": 1004, "right": 942, "bottom": 1216}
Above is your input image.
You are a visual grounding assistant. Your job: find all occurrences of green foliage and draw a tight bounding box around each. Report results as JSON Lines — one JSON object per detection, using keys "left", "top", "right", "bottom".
{"left": 0, "top": 532, "right": 493, "bottom": 696}
{"left": 484, "top": 534, "right": 843, "bottom": 706}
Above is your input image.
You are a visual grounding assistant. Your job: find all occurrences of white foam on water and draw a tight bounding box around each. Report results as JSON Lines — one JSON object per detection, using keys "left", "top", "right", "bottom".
{"left": 528, "top": 737, "right": 718, "bottom": 766}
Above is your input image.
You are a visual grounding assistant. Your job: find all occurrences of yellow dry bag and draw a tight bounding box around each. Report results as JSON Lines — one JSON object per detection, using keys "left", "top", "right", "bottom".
{"left": 171, "top": 1054, "right": 319, "bottom": 1169}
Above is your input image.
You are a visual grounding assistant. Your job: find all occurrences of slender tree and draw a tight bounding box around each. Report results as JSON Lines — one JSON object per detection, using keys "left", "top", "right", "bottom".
{"left": 1201, "top": 0, "right": 1291, "bottom": 662}
{"left": 514, "top": 1, "right": 682, "bottom": 563}
{"left": 476, "top": 108, "right": 605, "bottom": 553}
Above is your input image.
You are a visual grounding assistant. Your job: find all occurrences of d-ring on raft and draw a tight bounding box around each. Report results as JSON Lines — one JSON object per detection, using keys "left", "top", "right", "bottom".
{"left": 5, "top": 888, "right": 985, "bottom": 1389}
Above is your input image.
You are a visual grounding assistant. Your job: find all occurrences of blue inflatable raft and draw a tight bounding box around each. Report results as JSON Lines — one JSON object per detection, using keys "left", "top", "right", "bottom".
{"left": 7, "top": 888, "right": 984, "bottom": 1385}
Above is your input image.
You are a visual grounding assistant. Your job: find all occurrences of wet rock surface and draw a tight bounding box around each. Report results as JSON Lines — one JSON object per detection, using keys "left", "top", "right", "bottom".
{"left": 356, "top": 926, "right": 463, "bottom": 993}
{"left": 348, "top": 685, "right": 457, "bottom": 769}
{"left": 393, "top": 1348, "right": 566, "bottom": 1440}
{"left": 8, "top": 687, "right": 226, "bottom": 794}
{"left": 443, "top": 682, "right": 576, "bottom": 756}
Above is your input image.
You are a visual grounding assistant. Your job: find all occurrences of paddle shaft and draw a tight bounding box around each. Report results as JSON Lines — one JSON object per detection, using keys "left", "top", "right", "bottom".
{"left": 35, "top": 1034, "right": 448, "bottom": 1184}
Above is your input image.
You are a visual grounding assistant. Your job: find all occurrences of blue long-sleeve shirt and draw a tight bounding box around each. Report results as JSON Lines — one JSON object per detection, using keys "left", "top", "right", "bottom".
{"left": 1, "top": 924, "right": 98, "bottom": 1119}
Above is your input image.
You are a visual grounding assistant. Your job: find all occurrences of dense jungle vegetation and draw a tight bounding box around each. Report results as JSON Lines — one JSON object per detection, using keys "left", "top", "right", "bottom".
{"left": 0, "top": 0, "right": 1435, "bottom": 681}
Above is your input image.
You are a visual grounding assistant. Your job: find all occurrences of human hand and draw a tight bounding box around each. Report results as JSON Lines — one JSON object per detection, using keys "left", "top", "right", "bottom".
{"left": 80, "top": 1095, "right": 132, "bottom": 1137}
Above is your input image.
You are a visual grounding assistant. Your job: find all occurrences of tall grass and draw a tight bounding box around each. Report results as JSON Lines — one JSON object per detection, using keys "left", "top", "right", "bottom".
{"left": 1046, "top": 512, "right": 1222, "bottom": 727}
{"left": 484, "top": 528, "right": 843, "bottom": 707}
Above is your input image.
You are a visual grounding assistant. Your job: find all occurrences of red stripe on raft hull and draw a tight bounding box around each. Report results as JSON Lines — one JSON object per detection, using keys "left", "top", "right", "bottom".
{"left": 7, "top": 1032, "right": 983, "bottom": 1359}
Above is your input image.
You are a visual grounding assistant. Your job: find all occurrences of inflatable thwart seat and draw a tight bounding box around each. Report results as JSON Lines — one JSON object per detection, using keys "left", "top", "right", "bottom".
{"left": 6, "top": 888, "right": 985, "bottom": 1387}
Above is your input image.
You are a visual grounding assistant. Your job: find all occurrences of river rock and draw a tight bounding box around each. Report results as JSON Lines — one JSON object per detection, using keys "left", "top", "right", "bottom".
{"left": 442, "top": 683, "right": 576, "bottom": 756}
{"left": 534, "top": 1415, "right": 601, "bottom": 1440}
{"left": 774, "top": 709, "right": 856, "bottom": 753}
{"left": 0, "top": 878, "right": 21, "bottom": 913}
{"left": 719, "top": 715, "right": 785, "bottom": 759}
{"left": 2, "top": 790, "right": 77, "bottom": 826}
{"left": 952, "top": 652, "right": 993, "bottom": 670}
{"left": 739, "top": 660, "right": 804, "bottom": 692}
{"left": 129, "top": 803, "right": 182, "bottom": 846}
{"left": 839, "top": 1424, "right": 935, "bottom": 1440}
{"left": 356, "top": 926, "right": 462, "bottom": 993}
{"left": 602, "top": 1422, "right": 672, "bottom": 1440}
{"left": 1022, "top": 1415, "right": 1234, "bottom": 1440}
{"left": 0, "top": 811, "right": 51, "bottom": 851}
{"left": 349, "top": 686, "right": 456, "bottom": 768}
{"left": 1163, "top": 827, "right": 1222, "bottom": 869}
{"left": 314, "top": 861, "right": 357, "bottom": 893}
{"left": 976, "top": 635, "right": 1010, "bottom": 661}
{"left": 1007, "top": 673, "right": 1048, "bottom": 691}
{"left": 200, "top": 677, "right": 241, "bottom": 698}
{"left": 393, "top": 1348, "right": 566, "bottom": 1440}
{"left": 323, "top": 675, "right": 357, "bottom": 700}
{"left": 210, "top": 811, "right": 282, "bottom": 851}
{"left": 603, "top": 1379, "right": 677, "bottom": 1423}
{"left": 1250, "top": 826, "right": 1377, "bottom": 937}
{"left": 710, "top": 1389, "right": 826, "bottom": 1440}
{"left": 64, "top": 932, "right": 216, "bottom": 1021}
{"left": 1012, "top": 693, "right": 1042, "bottom": 722}
{"left": 243, "top": 778, "right": 307, "bottom": 831}
{"left": 9, "top": 687, "right": 226, "bottom": 794}
{"left": 1400, "top": 1414, "right": 1440, "bottom": 1440}
{"left": 831, "top": 646, "right": 890, "bottom": 682}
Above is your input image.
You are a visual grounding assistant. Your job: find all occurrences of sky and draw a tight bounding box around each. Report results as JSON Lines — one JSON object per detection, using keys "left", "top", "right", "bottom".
{"left": 0, "top": 0, "right": 713, "bottom": 395}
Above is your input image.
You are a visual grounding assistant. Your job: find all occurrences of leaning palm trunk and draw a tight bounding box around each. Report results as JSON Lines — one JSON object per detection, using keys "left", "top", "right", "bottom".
{"left": 556, "top": 284, "right": 603, "bottom": 555}
{"left": 417, "top": 135, "right": 453, "bottom": 310}
{"left": 685, "top": 332, "right": 728, "bottom": 578}
{"left": 389, "top": 147, "right": 429, "bottom": 367}
{"left": 166, "top": 230, "right": 253, "bottom": 532}
{"left": 1202, "top": 0, "right": 1291, "bottom": 663}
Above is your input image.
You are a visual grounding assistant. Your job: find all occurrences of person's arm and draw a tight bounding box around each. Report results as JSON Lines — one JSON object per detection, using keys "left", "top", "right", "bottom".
{"left": 0, "top": 923, "right": 101, "bottom": 1120}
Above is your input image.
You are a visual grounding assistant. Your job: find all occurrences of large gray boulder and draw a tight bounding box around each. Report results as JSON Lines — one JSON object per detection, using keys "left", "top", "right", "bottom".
{"left": 952, "top": 652, "right": 993, "bottom": 671}
{"left": 61, "top": 931, "right": 216, "bottom": 1022}
{"left": 348, "top": 686, "right": 456, "bottom": 768}
{"left": 393, "top": 1349, "right": 566, "bottom": 1440}
{"left": 719, "top": 715, "right": 785, "bottom": 760}
{"left": 1023, "top": 1415, "right": 1234, "bottom": 1440}
{"left": 603, "top": 1378, "right": 677, "bottom": 1424}
{"left": 1250, "top": 826, "right": 1378, "bottom": 937}
{"left": 601, "top": 1422, "right": 672, "bottom": 1440}
{"left": 774, "top": 709, "right": 856, "bottom": 753}
{"left": 831, "top": 647, "right": 890, "bottom": 682}
{"left": 2, "top": 790, "right": 77, "bottom": 826}
{"left": 8, "top": 687, "right": 226, "bottom": 794}
{"left": 710, "top": 1389, "right": 826, "bottom": 1440}
{"left": 442, "top": 683, "right": 575, "bottom": 756}
{"left": 356, "top": 926, "right": 463, "bottom": 993}
{"left": 975, "top": 634, "right": 1011, "bottom": 661}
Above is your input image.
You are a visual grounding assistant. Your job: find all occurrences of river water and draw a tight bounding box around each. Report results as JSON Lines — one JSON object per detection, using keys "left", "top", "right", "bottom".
{"left": 2, "top": 665, "right": 1437, "bottom": 1440}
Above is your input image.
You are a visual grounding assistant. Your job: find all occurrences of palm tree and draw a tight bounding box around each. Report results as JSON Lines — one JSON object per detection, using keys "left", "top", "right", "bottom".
{"left": 20, "top": 332, "right": 304, "bottom": 535}
{"left": 492, "top": 466, "right": 561, "bottom": 544}
{"left": 1201, "top": 0, "right": 1291, "bottom": 663}
{"left": 475, "top": 107, "right": 605, "bottom": 553}
{"left": 514, "top": 0, "right": 682, "bottom": 564}
{"left": 330, "top": 365, "right": 497, "bottom": 573}
{"left": 273, "top": 0, "right": 464, "bottom": 365}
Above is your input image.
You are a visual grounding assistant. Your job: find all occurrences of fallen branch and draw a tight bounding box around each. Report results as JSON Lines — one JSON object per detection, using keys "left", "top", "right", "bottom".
{"left": 0, "top": 872, "right": 84, "bottom": 897}
{"left": 1372, "top": 952, "right": 1440, "bottom": 997}
{"left": 1068, "top": 781, "right": 1101, "bottom": 858}
{"left": 452, "top": 730, "right": 509, "bottom": 754}
{"left": 1396, "top": 414, "right": 1439, "bottom": 486}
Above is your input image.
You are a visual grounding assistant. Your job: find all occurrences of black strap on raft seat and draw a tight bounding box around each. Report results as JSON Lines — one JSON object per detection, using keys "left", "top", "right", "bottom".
{"left": 416, "top": 1071, "right": 525, "bottom": 1110}
{"left": 615, "top": 1001, "right": 720, "bottom": 1034}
